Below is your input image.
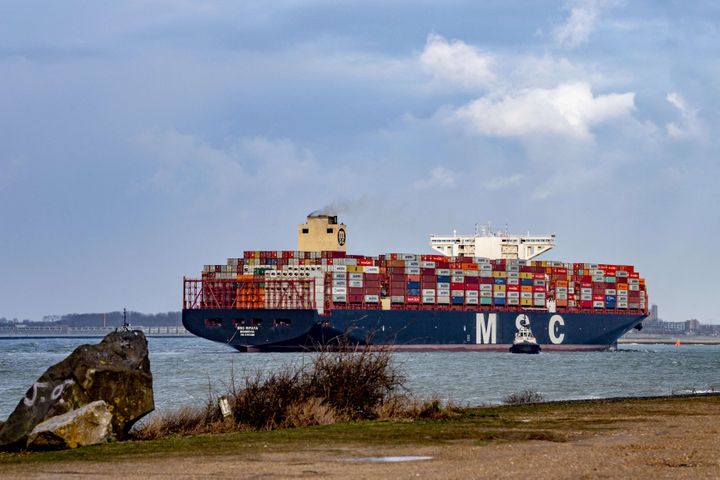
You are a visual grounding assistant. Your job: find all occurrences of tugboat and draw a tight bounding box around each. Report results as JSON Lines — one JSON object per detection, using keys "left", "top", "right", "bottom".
{"left": 510, "top": 317, "right": 541, "bottom": 354}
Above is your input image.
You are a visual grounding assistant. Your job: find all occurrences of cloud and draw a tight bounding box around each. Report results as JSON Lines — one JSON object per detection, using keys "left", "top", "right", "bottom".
{"left": 413, "top": 166, "right": 455, "bottom": 189}
{"left": 665, "top": 92, "right": 701, "bottom": 139}
{"left": 133, "top": 131, "right": 325, "bottom": 196}
{"left": 484, "top": 174, "right": 523, "bottom": 191}
{"left": 420, "top": 34, "right": 495, "bottom": 89}
{"left": 553, "top": 1, "right": 619, "bottom": 48}
{"left": 450, "top": 82, "right": 635, "bottom": 140}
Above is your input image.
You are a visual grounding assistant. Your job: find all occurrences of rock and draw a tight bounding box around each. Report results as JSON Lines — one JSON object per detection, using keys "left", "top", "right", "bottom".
{"left": 27, "top": 400, "right": 113, "bottom": 450}
{"left": 0, "top": 330, "right": 154, "bottom": 450}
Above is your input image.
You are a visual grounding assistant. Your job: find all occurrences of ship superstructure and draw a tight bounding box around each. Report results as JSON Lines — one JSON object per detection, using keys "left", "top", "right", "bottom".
{"left": 430, "top": 223, "right": 555, "bottom": 260}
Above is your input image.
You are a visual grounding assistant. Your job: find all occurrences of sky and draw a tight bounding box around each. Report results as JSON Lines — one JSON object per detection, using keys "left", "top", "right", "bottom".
{"left": 0, "top": 0, "right": 718, "bottom": 323}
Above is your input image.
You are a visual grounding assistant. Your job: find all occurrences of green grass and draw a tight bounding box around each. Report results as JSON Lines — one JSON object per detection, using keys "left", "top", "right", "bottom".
{"left": 2, "top": 395, "right": 717, "bottom": 466}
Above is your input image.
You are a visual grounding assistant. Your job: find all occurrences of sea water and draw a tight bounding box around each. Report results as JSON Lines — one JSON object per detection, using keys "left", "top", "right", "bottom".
{"left": 1, "top": 337, "right": 719, "bottom": 418}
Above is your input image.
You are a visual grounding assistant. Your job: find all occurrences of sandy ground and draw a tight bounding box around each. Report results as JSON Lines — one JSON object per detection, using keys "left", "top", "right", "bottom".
{"left": 2, "top": 399, "right": 719, "bottom": 479}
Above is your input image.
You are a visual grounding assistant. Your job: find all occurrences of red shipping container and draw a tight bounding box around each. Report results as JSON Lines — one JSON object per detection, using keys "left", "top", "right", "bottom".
{"left": 421, "top": 268, "right": 435, "bottom": 275}
{"left": 629, "top": 272, "right": 640, "bottom": 278}
{"left": 348, "top": 294, "right": 363, "bottom": 303}
{"left": 593, "top": 295, "right": 604, "bottom": 301}
{"left": 406, "top": 295, "right": 420, "bottom": 303}
{"left": 365, "top": 273, "right": 379, "bottom": 281}
{"left": 532, "top": 285, "right": 546, "bottom": 292}
{"left": 450, "top": 282, "right": 465, "bottom": 290}
{"left": 533, "top": 273, "right": 546, "bottom": 279}
{"left": 407, "top": 274, "right": 421, "bottom": 282}
{"left": 507, "top": 285, "right": 520, "bottom": 292}
{"left": 358, "top": 258, "right": 374, "bottom": 266}
{"left": 349, "top": 287, "right": 364, "bottom": 295}
{"left": 579, "top": 300, "right": 593, "bottom": 308}
{"left": 465, "top": 277, "right": 479, "bottom": 285}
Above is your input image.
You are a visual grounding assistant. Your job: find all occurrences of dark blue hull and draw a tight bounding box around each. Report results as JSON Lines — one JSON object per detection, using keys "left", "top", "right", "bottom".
{"left": 182, "top": 308, "right": 646, "bottom": 352}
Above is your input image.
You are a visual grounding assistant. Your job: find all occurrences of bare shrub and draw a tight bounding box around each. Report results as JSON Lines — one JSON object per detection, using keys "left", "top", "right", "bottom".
{"left": 503, "top": 390, "right": 545, "bottom": 405}
{"left": 133, "top": 342, "right": 409, "bottom": 439}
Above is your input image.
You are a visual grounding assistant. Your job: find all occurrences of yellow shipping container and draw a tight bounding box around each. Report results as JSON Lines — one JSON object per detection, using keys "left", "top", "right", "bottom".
{"left": 492, "top": 271, "right": 507, "bottom": 278}
{"left": 521, "top": 285, "right": 533, "bottom": 292}
{"left": 520, "top": 272, "right": 534, "bottom": 279}
{"left": 520, "top": 298, "right": 533, "bottom": 306}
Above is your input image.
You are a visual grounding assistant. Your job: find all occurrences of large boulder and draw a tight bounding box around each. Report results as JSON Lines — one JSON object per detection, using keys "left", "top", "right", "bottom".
{"left": 0, "top": 330, "right": 154, "bottom": 450}
{"left": 26, "top": 400, "right": 113, "bottom": 450}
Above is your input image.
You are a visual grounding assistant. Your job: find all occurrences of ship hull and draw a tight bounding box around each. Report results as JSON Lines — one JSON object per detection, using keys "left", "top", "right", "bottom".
{"left": 182, "top": 308, "right": 646, "bottom": 352}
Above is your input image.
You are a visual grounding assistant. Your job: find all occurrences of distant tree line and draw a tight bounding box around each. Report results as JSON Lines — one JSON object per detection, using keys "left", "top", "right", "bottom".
{"left": 0, "top": 311, "right": 181, "bottom": 327}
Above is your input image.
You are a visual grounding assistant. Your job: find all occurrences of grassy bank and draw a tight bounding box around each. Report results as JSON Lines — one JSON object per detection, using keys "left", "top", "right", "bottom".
{"left": 2, "top": 394, "right": 717, "bottom": 466}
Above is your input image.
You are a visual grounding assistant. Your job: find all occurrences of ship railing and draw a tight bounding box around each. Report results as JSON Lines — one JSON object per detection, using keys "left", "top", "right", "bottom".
{"left": 183, "top": 278, "right": 317, "bottom": 311}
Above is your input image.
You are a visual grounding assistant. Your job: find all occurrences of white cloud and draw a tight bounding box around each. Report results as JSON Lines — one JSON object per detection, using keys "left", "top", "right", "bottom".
{"left": 553, "top": 1, "right": 619, "bottom": 48}
{"left": 665, "top": 92, "right": 701, "bottom": 139}
{"left": 484, "top": 174, "right": 523, "bottom": 191}
{"left": 451, "top": 82, "right": 635, "bottom": 140}
{"left": 413, "top": 166, "right": 455, "bottom": 189}
{"left": 420, "top": 34, "right": 495, "bottom": 89}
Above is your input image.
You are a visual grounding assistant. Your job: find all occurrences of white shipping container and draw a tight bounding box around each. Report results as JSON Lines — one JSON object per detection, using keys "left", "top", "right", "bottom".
{"left": 605, "top": 288, "right": 616, "bottom": 295}
{"left": 437, "top": 282, "right": 450, "bottom": 289}
{"left": 533, "top": 299, "right": 545, "bottom": 307}
{"left": 422, "top": 296, "right": 436, "bottom": 304}
{"left": 479, "top": 284, "right": 493, "bottom": 291}
{"left": 506, "top": 291, "right": 519, "bottom": 299}
{"left": 437, "top": 269, "right": 450, "bottom": 275}
{"left": 348, "top": 273, "right": 363, "bottom": 280}
{"left": 406, "top": 260, "right": 420, "bottom": 268}
{"left": 437, "top": 289, "right": 450, "bottom": 296}
{"left": 422, "top": 289, "right": 436, "bottom": 296}
{"left": 452, "top": 269, "right": 464, "bottom": 276}
{"left": 332, "top": 295, "right": 347, "bottom": 302}
{"left": 479, "top": 271, "right": 492, "bottom": 277}
{"left": 480, "top": 290, "right": 492, "bottom": 297}
{"left": 520, "top": 292, "right": 532, "bottom": 299}
{"left": 421, "top": 261, "right": 436, "bottom": 268}
{"left": 364, "top": 266, "right": 380, "bottom": 274}
{"left": 451, "top": 290, "right": 465, "bottom": 297}
{"left": 332, "top": 265, "right": 347, "bottom": 272}
{"left": 451, "top": 275, "right": 464, "bottom": 283}
{"left": 391, "top": 295, "right": 405, "bottom": 303}
{"left": 332, "top": 287, "right": 347, "bottom": 295}
{"left": 348, "top": 280, "right": 364, "bottom": 288}
{"left": 465, "top": 290, "right": 479, "bottom": 297}
{"left": 493, "top": 291, "right": 506, "bottom": 298}
{"left": 437, "top": 297, "right": 450, "bottom": 304}
{"left": 593, "top": 301, "right": 605, "bottom": 308}
{"left": 364, "top": 295, "right": 379, "bottom": 303}
{"left": 466, "top": 297, "right": 479, "bottom": 305}
{"left": 507, "top": 278, "right": 519, "bottom": 285}
{"left": 405, "top": 267, "right": 421, "bottom": 275}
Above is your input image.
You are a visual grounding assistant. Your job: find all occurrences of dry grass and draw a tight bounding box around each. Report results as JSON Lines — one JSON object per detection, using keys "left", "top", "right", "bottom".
{"left": 133, "top": 343, "right": 458, "bottom": 440}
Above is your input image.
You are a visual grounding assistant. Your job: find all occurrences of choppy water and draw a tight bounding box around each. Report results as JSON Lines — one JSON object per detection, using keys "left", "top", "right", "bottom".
{"left": 1, "top": 337, "right": 719, "bottom": 418}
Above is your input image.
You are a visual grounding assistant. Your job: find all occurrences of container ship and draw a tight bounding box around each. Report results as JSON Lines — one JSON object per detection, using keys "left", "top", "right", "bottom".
{"left": 182, "top": 214, "right": 648, "bottom": 352}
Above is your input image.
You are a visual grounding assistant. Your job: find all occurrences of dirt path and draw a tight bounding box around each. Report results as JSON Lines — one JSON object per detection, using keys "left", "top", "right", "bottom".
{"left": 3, "top": 398, "right": 719, "bottom": 479}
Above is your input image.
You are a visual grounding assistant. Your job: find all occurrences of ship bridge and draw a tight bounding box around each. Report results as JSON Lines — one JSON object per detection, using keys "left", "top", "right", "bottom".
{"left": 430, "top": 224, "right": 555, "bottom": 260}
